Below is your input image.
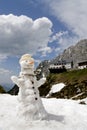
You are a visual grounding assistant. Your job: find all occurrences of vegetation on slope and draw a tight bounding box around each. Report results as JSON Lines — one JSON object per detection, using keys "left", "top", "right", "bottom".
{"left": 39, "top": 69, "right": 87, "bottom": 100}
{"left": 0, "top": 85, "right": 6, "bottom": 93}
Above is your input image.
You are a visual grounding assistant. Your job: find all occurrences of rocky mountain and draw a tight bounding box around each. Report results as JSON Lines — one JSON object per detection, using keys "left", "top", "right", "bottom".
{"left": 35, "top": 60, "right": 50, "bottom": 79}
{"left": 53, "top": 39, "right": 87, "bottom": 68}
{"left": 37, "top": 39, "right": 87, "bottom": 76}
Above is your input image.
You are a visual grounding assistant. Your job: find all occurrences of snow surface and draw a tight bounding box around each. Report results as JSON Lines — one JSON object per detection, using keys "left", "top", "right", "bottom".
{"left": 82, "top": 98, "right": 87, "bottom": 104}
{"left": 49, "top": 83, "right": 65, "bottom": 93}
{"left": 0, "top": 94, "right": 87, "bottom": 130}
{"left": 46, "top": 83, "right": 65, "bottom": 97}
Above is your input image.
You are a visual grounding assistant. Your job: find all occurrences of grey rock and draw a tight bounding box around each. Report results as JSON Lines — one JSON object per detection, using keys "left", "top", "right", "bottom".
{"left": 37, "top": 39, "right": 87, "bottom": 76}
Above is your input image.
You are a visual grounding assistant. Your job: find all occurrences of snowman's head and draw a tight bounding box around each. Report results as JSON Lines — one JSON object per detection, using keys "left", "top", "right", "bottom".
{"left": 19, "top": 54, "right": 34, "bottom": 69}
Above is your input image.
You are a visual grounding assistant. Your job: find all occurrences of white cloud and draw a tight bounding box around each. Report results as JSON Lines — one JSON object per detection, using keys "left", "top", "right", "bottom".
{"left": 0, "top": 14, "right": 52, "bottom": 59}
{"left": 0, "top": 68, "right": 11, "bottom": 74}
{"left": 0, "top": 54, "right": 8, "bottom": 62}
{"left": 0, "top": 68, "right": 13, "bottom": 87}
{"left": 49, "top": 31, "right": 68, "bottom": 42}
{"left": 38, "top": 46, "right": 52, "bottom": 57}
{"left": 44, "top": 0, "right": 87, "bottom": 38}
{"left": 51, "top": 31, "right": 79, "bottom": 54}
{"left": 41, "top": 0, "right": 87, "bottom": 54}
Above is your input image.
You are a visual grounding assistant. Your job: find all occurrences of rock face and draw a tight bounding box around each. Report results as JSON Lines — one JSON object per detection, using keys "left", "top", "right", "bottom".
{"left": 53, "top": 39, "right": 87, "bottom": 68}
{"left": 37, "top": 39, "right": 87, "bottom": 75}
{"left": 35, "top": 60, "right": 50, "bottom": 79}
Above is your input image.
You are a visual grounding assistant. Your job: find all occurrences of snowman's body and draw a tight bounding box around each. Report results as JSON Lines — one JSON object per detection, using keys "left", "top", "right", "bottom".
{"left": 11, "top": 54, "right": 47, "bottom": 120}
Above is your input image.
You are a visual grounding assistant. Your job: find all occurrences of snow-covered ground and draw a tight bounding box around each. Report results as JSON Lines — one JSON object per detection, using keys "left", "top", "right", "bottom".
{"left": 0, "top": 94, "right": 87, "bottom": 130}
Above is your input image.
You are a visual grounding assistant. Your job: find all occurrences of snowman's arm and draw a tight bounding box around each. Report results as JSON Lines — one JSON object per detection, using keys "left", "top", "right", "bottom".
{"left": 35, "top": 77, "right": 46, "bottom": 88}
{"left": 11, "top": 76, "right": 19, "bottom": 86}
{"left": 11, "top": 76, "right": 24, "bottom": 87}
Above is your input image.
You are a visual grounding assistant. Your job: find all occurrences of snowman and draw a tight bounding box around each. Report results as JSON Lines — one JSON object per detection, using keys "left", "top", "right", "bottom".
{"left": 11, "top": 54, "right": 47, "bottom": 121}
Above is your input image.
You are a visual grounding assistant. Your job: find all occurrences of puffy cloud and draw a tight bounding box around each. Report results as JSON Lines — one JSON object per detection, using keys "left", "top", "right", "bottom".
{"left": 40, "top": 0, "right": 87, "bottom": 54}
{"left": 0, "top": 14, "right": 52, "bottom": 59}
{"left": 43, "top": 0, "right": 87, "bottom": 38}
{"left": 38, "top": 46, "right": 52, "bottom": 57}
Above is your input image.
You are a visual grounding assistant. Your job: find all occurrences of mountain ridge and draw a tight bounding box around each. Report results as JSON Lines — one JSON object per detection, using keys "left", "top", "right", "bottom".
{"left": 36, "top": 39, "right": 87, "bottom": 76}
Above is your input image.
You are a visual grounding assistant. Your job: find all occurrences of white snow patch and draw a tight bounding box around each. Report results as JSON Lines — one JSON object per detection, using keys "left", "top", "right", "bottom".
{"left": 0, "top": 94, "right": 87, "bottom": 130}
{"left": 50, "top": 83, "right": 65, "bottom": 93}
{"left": 46, "top": 83, "right": 65, "bottom": 97}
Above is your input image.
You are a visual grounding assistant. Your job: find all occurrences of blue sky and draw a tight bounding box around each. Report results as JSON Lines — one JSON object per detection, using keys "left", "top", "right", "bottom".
{"left": 0, "top": 0, "right": 87, "bottom": 90}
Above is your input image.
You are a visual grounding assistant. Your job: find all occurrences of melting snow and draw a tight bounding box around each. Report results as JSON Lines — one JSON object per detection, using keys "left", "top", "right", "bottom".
{"left": 50, "top": 83, "right": 65, "bottom": 93}
{"left": 46, "top": 83, "right": 65, "bottom": 97}
{"left": 0, "top": 94, "right": 87, "bottom": 130}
